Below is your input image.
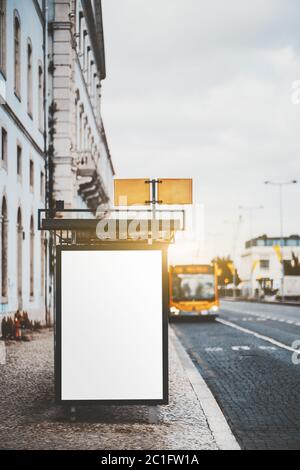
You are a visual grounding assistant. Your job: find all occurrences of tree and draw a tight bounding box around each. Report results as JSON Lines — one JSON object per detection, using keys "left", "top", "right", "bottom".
{"left": 284, "top": 252, "right": 300, "bottom": 276}
{"left": 212, "top": 256, "right": 241, "bottom": 287}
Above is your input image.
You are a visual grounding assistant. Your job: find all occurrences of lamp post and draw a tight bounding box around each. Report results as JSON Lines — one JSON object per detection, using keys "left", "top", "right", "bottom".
{"left": 239, "top": 205, "right": 264, "bottom": 298}
{"left": 223, "top": 216, "right": 243, "bottom": 299}
{"left": 264, "top": 180, "right": 298, "bottom": 302}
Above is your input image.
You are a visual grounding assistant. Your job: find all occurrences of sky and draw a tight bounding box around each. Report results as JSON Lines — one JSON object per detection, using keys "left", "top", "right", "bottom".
{"left": 101, "top": 0, "right": 300, "bottom": 262}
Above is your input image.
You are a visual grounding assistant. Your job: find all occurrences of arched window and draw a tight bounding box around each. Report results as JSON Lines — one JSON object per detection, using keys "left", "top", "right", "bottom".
{"left": 27, "top": 39, "right": 33, "bottom": 116}
{"left": 17, "top": 207, "right": 22, "bottom": 308}
{"left": 0, "top": 0, "right": 6, "bottom": 75}
{"left": 1, "top": 127, "right": 7, "bottom": 167}
{"left": 30, "top": 215, "right": 34, "bottom": 298}
{"left": 38, "top": 63, "right": 43, "bottom": 130}
{"left": 14, "top": 11, "right": 21, "bottom": 97}
{"left": 83, "top": 30, "right": 87, "bottom": 70}
{"left": 75, "top": 89, "right": 80, "bottom": 151}
{"left": 1, "top": 196, "right": 8, "bottom": 299}
{"left": 96, "top": 82, "right": 101, "bottom": 121}
{"left": 78, "top": 11, "right": 83, "bottom": 53}
{"left": 79, "top": 106, "right": 84, "bottom": 151}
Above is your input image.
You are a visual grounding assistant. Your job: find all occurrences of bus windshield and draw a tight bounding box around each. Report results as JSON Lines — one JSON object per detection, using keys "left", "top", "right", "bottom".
{"left": 172, "top": 273, "right": 215, "bottom": 302}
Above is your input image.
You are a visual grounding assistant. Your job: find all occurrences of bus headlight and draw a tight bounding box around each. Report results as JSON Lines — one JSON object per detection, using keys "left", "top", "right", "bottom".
{"left": 170, "top": 307, "right": 180, "bottom": 315}
{"left": 210, "top": 306, "right": 219, "bottom": 314}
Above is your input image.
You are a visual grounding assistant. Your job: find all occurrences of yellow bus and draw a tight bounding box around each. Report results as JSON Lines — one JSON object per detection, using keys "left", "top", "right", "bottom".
{"left": 169, "top": 264, "right": 219, "bottom": 319}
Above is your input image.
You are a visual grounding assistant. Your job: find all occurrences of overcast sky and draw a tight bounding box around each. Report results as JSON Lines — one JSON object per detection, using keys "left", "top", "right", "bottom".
{"left": 101, "top": 0, "right": 300, "bottom": 261}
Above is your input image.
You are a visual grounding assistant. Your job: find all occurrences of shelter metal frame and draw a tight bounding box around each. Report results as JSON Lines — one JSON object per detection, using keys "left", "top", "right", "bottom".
{"left": 38, "top": 207, "right": 184, "bottom": 407}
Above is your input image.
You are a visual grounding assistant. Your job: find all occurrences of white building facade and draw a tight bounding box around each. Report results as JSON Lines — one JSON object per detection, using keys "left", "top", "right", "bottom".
{"left": 239, "top": 235, "right": 300, "bottom": 299}
{"left": 0, "top": 0, "right": 46, "bottom": 321}
{"left": 0, "top": 0, "right": 114, "bottom": 324}
{"left": 48, "top": 0, "right": 114, "bottom": 211}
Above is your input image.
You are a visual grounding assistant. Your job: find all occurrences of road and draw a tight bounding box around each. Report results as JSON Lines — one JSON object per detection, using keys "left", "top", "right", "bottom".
{"left": 173, "top": 300, "right": 300, "bottom": 450}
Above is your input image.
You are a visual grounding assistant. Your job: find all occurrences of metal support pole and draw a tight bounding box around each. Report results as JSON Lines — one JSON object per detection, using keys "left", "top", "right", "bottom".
{"left": 148, "top": 406, "right": 159, "bottom": 425}
{"left": 232, "top": 216, "right": 243, "bottom": 300}
{"left": 151, "top": 179, "right": 157, "bottom": 221}
{"left": 70, "top": 406, "right": 77, "bottom": 422}
{"left": 265, "top": 180, "right": 298, "bottom": 302}
{"left": 239, "top": 206, "right": 263, "bottom": 298}
{"left": 279, "top": 185, "right": 285, "bottom": 302}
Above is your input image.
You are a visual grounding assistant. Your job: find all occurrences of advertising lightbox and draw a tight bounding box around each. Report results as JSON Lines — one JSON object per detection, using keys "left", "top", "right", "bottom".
{"left": 55, "top": 245, "right": 168, "bottom": 405}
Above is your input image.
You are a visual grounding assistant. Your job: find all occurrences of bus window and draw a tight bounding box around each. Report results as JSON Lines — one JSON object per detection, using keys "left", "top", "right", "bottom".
{"left": 172, "top": 273, "right": 215, "bottom": 302}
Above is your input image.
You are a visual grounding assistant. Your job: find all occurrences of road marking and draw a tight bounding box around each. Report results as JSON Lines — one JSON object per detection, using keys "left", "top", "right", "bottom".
{"left": 259, "top": 346, "right": 277, "bottom": 351}
{"left": 171, "top": 328, "right": 240, "bottom": 451}
{"left": 222, "top": 305, "right": 300, "bottom": 327}
{"left": 232, "top": 346, "right": 251, "bottom": 351}
{"left": 217, "top": 318, "right": 300, "bottom": 354}
{"left": 205, "top": 346, "right": 278, "bottom": 353}
{"left": 205, "top": 347, "right": 223, "bottom": 352}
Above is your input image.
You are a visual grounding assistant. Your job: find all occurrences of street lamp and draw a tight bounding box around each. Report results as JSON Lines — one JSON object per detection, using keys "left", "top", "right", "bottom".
{"left": 239, "top": 205, "right": 264, "bottom": 298}
{"left": 264, "top": 180, "right": 298, "bottom": 301}
{"left": 224, "top": 217, "right": 243, "bottom": 299}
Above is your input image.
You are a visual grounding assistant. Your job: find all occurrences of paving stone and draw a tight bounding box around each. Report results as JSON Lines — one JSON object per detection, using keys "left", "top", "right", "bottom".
{"left": 0, "top": 329, "right": 218, "bottom": 450}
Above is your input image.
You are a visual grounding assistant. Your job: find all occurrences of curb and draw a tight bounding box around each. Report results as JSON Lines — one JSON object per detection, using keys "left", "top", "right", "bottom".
{"left": 170, "top": 328, "right": 240, "bottom": 451}
{"left": 222, "top": 298, "right": 300, "bottom": 308}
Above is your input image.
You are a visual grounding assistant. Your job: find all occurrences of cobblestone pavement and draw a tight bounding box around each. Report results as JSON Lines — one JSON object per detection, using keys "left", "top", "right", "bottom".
{"left": 0, "top": 329, "right": 218, "bottom": 450}
{"left": 174, "top": 301, "right": 300, "bottom": 450}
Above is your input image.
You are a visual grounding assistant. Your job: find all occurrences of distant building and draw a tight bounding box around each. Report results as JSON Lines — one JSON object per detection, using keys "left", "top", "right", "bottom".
{"left": 238, "top": 235, "right": 300, "bottom": 299}
{"left": 0, "top": 0, "right": 114, "bottom": 324}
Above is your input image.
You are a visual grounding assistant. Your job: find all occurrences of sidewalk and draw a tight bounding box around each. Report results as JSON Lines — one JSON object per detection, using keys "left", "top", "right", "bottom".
{"left": 0, "top": 327, "right": 238, "bottom": 450}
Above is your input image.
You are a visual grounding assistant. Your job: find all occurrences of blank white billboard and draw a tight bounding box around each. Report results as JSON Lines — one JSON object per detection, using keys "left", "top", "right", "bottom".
{"left": 60, "top": 249, "right": 164, "bottom": 401}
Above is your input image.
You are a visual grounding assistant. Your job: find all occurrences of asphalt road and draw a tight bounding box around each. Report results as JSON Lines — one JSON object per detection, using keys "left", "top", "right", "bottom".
{"left": 173, "top": 300, "right": 300, "bottom": 450}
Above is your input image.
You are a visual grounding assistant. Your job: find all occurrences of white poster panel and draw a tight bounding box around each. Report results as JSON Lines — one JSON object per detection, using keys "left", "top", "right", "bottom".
{"left": 60, "top": 249, "right": 163, "bottom": 401}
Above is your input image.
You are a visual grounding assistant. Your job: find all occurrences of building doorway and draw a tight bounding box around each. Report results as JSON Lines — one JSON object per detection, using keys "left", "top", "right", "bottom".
{"left": 17, "top": 207, "right": 23, "bottom": 309}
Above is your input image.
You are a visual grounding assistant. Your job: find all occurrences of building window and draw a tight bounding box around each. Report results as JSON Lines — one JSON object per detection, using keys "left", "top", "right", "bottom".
{"left": 27, "top": 39, "right": 33, "bottom": 116}
{"left": 83, "top": 120, "right": 87, "bottom": 150}
{"left": 78, "top": 11, "right": 83, "bottom": 52}
{"left": 260, "top": 260, "right": 270, "bottom": 270}
{"left": 86, "top": 47, "right": 91, "bottom": 82}
{"left": 75, "top": 98, "right": 78, "bottom": 150}
{"left": 1, "top": 196, "right": 8, "bottom": 300}
{"left": 0, "top": 0, "right": 6, "bottom": 76}
{"left": 96, "top": 82, "right": 101, "bottom": 121}
{"left": 38, "top": 64, "right": 43, "bottom": 130}
{"left": 83, "top": 30, "right": 87, "bottom": 70}
{"left": 287, "top": 239, "right": 298, "bottom": 247}
{"left": 30, "top": 216, "right": 34, "bottom": 298}
{"left": 14, "top": 11, "right": 21, "bottom": 98}
{"left": 40, "top": 171, "right": 44, "bottom": 199}
{"left": 79, "top": 106, "right": 84, "bottom": 150}
{"left": 93, "top": 73, "right": 97, "bottom": 106}
{"left": 29, "top": 159, "right": 34, "bottom": 189}
{"left": 1, "top": 127, "right": 7, "bottom": 166}
{"left": 17, "top": 145, "right": 22, "bottom": 177}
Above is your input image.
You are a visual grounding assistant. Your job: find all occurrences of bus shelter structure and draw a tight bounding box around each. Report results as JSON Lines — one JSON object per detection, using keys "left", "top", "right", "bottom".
{"left": 38, "top": 206, "right": 185, "bottom": 410}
